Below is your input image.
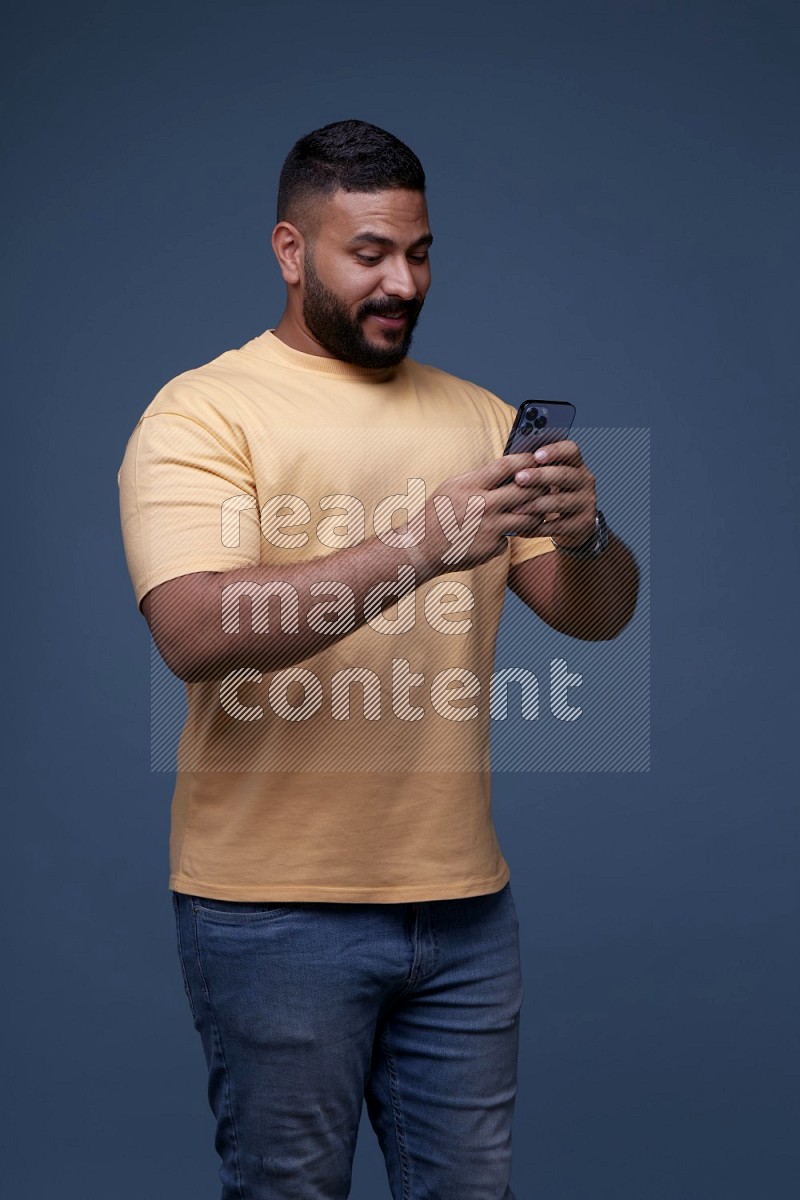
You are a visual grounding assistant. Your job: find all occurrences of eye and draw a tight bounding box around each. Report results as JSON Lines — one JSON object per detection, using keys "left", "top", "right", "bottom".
{"left": 356, "top": 254, "right": 382, "bottom": 265}
{"left": 408, "top": 253, "right": 429, "bottom": 264}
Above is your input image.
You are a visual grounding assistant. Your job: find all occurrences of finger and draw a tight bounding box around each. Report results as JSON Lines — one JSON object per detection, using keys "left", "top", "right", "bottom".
{"left": 507, "top": 494, "right": 557, "bottom": 516}
{"left": 489, "top": 473, "right": 551, "bottom": 512}
{"left": 500, "top": 511, "right": 548, "bottom": 538}
{"left": 514, "top": 491, "right": 590, "bottom": 518}
{"left": 529, "top": 439, "right": 583, "bottom": 467}
{"left": 482, "top": 452, "right": 541, "bottom": 489}
{"left": 512, "top": 464, "right": 585, "bottom": 490}
{"left": 496, "top": 478, "right": 550, "bottom": 509}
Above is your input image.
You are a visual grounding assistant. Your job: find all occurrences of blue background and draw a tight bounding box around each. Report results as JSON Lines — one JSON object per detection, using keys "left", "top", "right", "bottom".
{"left": 4, "top": 1, "right": 798, "bottom": 1196}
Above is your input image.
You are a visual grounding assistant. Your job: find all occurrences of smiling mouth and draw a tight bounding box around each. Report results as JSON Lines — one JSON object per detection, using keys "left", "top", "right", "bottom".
{"left": 369, "top": 312, "right": 408, "bottom": 327}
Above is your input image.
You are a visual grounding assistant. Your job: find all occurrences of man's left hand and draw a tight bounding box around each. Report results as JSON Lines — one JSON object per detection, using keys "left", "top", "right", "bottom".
{"left": 506, "top": 439, "right": 597, "bottom": 549}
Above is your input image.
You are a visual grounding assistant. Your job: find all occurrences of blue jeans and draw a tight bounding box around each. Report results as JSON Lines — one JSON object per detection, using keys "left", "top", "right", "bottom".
{"left": 172, "top": 883, "right": 522, "bottom": 1199}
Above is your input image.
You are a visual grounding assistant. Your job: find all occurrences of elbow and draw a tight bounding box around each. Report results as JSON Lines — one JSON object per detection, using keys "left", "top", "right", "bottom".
{"left": 141, "top": 575, "right": 226, "bottom": 683}
{"left": 560, "top": 611, "right": 634, "bottom": 642}
{"left": 148, "top": 621, "right": 284, "bottom": 683}
{"left": 171, "top": 655, "right": 211, "bottom": 685}
{"left": 587, "top": 560, "right": 641, "bottom": 642}
{"left": 589, "top": 607, "right": 637, "bottom": 642}
{"left": 150, "top": 626, "right": 209, "bottom": 683}
{"left": 141, "top": 604, "right": 213, "bottom": 684}
{"left": 564, "top": 556, "right": 641, "bottom": 642}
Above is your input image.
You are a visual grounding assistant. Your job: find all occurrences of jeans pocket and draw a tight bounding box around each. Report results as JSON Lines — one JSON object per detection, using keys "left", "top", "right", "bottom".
{"left": 191, "top": 895, "right": 296, "bottom": 924}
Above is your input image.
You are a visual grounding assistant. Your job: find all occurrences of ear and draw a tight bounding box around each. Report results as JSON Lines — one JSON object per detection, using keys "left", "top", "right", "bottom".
{"left": 271, "top": 221, "right": 305, "bottom": 285}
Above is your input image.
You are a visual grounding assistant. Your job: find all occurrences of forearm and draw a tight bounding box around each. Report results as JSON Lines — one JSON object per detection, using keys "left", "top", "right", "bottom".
{"left": 144, "top": 535, "right": 443, "bottom": 683}
{"left": 142, "top": 448, "right": 569, "bottom": 680}
{"left": 510, "top": 533, "right": 640, "bottom": 641}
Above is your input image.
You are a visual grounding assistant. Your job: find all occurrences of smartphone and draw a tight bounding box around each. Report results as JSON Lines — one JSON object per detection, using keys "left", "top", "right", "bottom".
{"left": 499, "top": 399, "right": 576, "bottom": 486}
{"left": 503, "top": 399, "right": 576, "bottom": 457}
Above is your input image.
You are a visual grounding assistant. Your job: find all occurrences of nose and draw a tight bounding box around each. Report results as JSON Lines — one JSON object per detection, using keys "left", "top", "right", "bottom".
{"left": 381, "top": 255, "right": 418, "bottom": 301}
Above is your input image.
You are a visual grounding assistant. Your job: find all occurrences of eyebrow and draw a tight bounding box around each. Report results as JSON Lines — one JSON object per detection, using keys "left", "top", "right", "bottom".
{"left": 347, "top": 232, "right": 434, "bottom": 250}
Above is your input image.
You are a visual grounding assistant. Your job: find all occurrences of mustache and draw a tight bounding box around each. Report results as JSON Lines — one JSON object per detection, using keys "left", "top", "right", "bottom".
{"left": 358, "top": 297, "right": 423, "bottom": 320}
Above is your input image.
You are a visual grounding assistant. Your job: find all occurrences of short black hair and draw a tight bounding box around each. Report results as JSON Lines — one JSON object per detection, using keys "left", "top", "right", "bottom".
{"left": 277, "top": 119, "right": 425, "bottom": 227}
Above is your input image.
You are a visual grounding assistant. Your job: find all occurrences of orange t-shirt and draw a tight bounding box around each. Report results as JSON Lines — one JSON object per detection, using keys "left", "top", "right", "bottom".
{"left": 118, "top": 330, "right": 554, "bottom": 901}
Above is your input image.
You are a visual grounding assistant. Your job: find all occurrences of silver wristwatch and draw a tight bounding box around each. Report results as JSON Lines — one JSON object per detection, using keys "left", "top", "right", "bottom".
{"left": 552, "top": 509, "right": 609, "bottom": 560}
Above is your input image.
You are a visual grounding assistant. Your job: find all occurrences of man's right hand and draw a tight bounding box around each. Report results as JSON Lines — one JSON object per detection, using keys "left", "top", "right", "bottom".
{"left": 407, "top": 453, "right": 551, "bottom": 576}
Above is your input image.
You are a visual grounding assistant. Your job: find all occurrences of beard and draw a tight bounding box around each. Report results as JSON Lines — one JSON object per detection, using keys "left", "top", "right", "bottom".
{"left": 302, "top": 249, "right": 423, "bottom": 369}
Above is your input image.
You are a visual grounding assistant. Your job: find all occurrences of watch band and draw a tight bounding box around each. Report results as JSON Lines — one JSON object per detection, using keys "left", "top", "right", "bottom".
{"left": 552, "top": 509, "right": 609, "bottom": 560}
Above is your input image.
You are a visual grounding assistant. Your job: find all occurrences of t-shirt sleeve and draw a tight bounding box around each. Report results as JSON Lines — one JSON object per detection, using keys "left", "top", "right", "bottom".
{"left": 507, "top": 528, "right": 556, "bottom": 567}
{"left": 118, "top": 411, "right": 262, "bottom": 608}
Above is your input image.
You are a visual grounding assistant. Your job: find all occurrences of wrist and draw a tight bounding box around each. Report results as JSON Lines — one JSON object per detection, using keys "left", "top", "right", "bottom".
{"left": 552, "top": 509, "right": 609, "bottom": 560}
{"left": 400, "top": 504, "right": 450, "bottom": 582}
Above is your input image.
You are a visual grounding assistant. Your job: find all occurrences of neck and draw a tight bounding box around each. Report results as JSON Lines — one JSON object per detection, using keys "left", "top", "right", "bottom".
{"left": 272, "top": 310, "right": 335, "bottom": 359}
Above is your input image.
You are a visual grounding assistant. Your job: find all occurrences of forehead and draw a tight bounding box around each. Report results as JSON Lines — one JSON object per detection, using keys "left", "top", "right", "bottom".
{"left": 316, "top": 188, "right": 430, "bottom": 243}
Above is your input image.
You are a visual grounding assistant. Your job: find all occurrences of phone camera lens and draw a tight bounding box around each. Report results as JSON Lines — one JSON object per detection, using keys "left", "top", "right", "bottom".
{"left": 520, "top": 421, "right": 533, "bottom": 435}
{"left": 534, "top": 415, "right": 547, "bottom": 430}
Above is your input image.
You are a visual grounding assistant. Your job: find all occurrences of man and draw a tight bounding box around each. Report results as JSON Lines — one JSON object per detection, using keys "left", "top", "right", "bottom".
{"left": 119, "top": 119, "right": 638, "bottom": 1199}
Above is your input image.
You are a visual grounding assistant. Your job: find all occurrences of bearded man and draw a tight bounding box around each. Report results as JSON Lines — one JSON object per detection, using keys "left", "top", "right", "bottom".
{"left": 119, "top": 118, "right": 638, "bottom": 1200}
